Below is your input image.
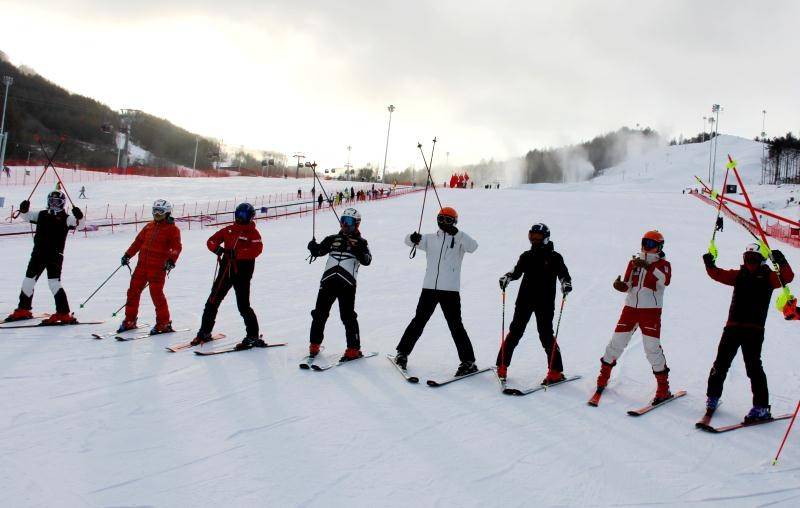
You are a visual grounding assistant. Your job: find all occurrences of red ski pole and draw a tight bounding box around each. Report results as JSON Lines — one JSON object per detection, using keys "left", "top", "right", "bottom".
{"left": 545, "top": 295, "right": 567, "bottom": 390}
{"left": 773, "top": 400, "right": 800, "bottom": 465}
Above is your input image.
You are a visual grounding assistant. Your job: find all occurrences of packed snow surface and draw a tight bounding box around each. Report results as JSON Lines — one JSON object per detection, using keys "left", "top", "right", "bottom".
{"left": 2, "top": 136, "right": 800, "bottom": 507}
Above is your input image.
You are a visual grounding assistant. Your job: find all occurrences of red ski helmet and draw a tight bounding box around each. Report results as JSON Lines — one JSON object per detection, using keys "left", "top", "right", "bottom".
{"left": 641, "top": 230, "right": 664, "bottom": 253}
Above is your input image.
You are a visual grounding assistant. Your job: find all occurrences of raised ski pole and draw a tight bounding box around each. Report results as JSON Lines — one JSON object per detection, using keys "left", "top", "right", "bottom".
{"left": 773, "top": 400, "right": 800, "bottom": 465}
{"left": 310, "top": 164, "right": 341, "bottom": 223}
{"left": 707, "top": 164, "right": 732, "bottom": 260}
{"left": 111, "top": 282, "right": 149, "bottom": 317}
{"left": 11, "top": 135, "right": 65, "bottom": 219}
{"left": 37, "top": 136, "right": 75, "bottom": 209}
{"left": 545, "top": 294, "right": 567, "bottom": 390}
{"left": 410, "top": 138, "right": 442, "bottom": 258}
{"left": 694, "top": 175, "right": 759, "bottom": 242}
{"left": 500, "top": 288, "right": 507, "bottom": 369}
{"left": 80, "top": 264, "right": 129, "bottom": 308}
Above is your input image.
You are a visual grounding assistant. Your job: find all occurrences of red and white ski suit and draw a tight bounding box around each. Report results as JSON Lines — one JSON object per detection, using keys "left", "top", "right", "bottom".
{"left": 124, "top": 219, "right": 182, "bottom": 326}
{"left": 602, "top": 251, "right": 671, "bottom": 371}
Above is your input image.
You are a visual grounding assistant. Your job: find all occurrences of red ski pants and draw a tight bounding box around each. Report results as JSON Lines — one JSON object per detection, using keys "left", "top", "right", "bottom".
{"left": 602, "top": 306, "right": 667, "bottom": 371}
{"left": 125, "top": 267, "right": 169, "bottom": 325}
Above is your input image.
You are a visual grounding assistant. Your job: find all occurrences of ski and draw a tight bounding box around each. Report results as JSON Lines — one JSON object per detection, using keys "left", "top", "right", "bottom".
{"left": 426, "top": 367, "right": 492, "bottom": 387}
{"left": 298, "top": 346, "right": 325, "bottom": 370}
{"left": 165, "top": 333, "right": 226, "bottom": 352}
{"left": 696, "top": 413, "right": 792, "bottom": 434}
{"left": 587, "top": 388, "right": 604, "bottom": 407}
{"left": 310, "top": 351, "right": 379, "bottom": 371}
{"left": 91, "top": 323, "right": 149, "bottom": 340}
{"left": 504, "top": 375, "right": 582, "bottom": 396}
{"left": 627, "top": 390, "right": 687, "bottom": 416}
{"left": 116, "top": 328, "right": 191, "bottom": 342}
{"left": 695, "top": 405, "right": 721, "bottom": 428}
{"left": 194, "top": 341, "right": 287, "bottom": 356}
{"left": 1, "top": 312, "right": 50, "bottom": 324}
{"left": 386, "top": 354, "right": 419, "bottom": 383}
{"left": 0, "top": 320, "right": 104, "bottom": 329}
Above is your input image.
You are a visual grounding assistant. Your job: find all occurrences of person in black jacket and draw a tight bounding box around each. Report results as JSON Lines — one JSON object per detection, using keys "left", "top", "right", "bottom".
{"left": 5, "top": 191, "right": 83, "bottom": 324}
{"left": 307, "top": 208, "right": 372, "bottom": 361}
{"left": 496, "top": 223, "right": 572, "bottom": 384}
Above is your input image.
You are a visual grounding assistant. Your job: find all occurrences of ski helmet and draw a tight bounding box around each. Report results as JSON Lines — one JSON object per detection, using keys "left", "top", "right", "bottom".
{"left": 234, "top": 202, "right": 256, "bottom": 224}
{"left": 340, "top": 208, "right": 361, "bottom": 233}
{"left": 744, "top": 243, "right": 765, "bottom": 265}
{"left": 152, "top": 199, "right": 173, "bottom": 220}
{"left": 437, "top": 207, "right": 458, "bottom": 227}
{"left": 47, "top": 191, "right": 66, "bottom": 213}
{"left": 529, "top": 223, "right": 551, "bottom": 245}
{"left": 641, "top": 230, "right": 664, "bottom": 253}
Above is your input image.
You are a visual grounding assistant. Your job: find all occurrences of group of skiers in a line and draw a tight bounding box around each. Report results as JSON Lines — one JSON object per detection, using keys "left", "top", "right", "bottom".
{"left": 5, "top": 190, "right": 797, "bottom": 423}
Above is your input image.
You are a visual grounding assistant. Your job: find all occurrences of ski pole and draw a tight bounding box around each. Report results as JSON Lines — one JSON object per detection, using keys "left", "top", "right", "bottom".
{"left": 773, "top": 399, "right": 800, "bottom": 465}
{"left": 11, "top": 136, "right": 65, "bottom": 219}
{"left": 545, "top": 295, "right": 568, "bottom": 390}
{"left": 500, "top": 288, "right": 507, "bottom": 368}
{"left": 707, "top": 165, "right": 732, "bottom": 260}
{"left": 410, "top": 138, "right": 442, "bottom": 258}
{"left": 111, "top": 281, "right": 149, "bottom": 317}
{"left": 80, "top": 264, "right": 128, "bottom": 308}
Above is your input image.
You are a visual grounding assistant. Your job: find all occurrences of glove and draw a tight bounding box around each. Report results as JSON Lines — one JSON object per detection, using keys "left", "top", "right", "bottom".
{"left": 702, "top": 252, "right": 716, "bottom": 268}
{"left": 164, "top": 259, "right": 176, "bottom": 271}
{"left": 410, "top": 232, "right": 422, "bottom": 245}
{"left": 214, "top": 245, "right": 224, "bottom": 256}
{"left": 307, "top": 239, "right": 318, "bottom": 253}
{"left": 613, "top": 276, "right": 628, "bottom": 293}
{"left": 121, "top": 254, "right": 131, "bottom": 266}
{"left": 499, "top": 273, "right": 512, "bottom": 290}
{"left": 72, "top": 206, "right": 84, "bottom": 220}
{"left": 19, "top": 200, "right": 30, "bottom": 213}
{"left": 632, "top": 257, "right": 648, "bottom": 268}
{"left": 561, "top": 280, "right": 573, "bottom": 295}
{"left": 772, "top": 249, "right": 787, "bottom": 266}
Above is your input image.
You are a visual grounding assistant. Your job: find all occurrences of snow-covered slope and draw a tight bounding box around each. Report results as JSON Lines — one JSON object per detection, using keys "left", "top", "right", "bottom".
{"left": 2, "top": 142, "right": 800, "bottom": 506}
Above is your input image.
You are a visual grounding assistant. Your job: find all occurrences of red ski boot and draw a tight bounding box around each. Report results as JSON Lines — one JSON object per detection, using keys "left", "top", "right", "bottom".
{"left": 496, "top": 364, "right": 508, "bottom": 380}
{"left": 4, "top": 309, "right": 33, "bottom": 322}
{"left": 652, "top": 368, "right": 672, "bottom": 404}
{"left": 541, "top": 370, "right": 566, "bottom": 386}
{"left": 340, "top": 348, "right": 363, "bottom": 362}
{"left": 41, "top": 313, "right": 77, "bottom": 325}
{"left": 596, "top": 359, "right": 615, "bottom": 390}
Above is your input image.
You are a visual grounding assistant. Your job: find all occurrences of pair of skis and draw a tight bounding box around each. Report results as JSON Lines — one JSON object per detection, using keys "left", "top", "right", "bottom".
{"left": 695, "top": 408, "right": 793, "bottom": 433}
{"left": 499, "top": 372, "right": 582, "bottom": 396}
{"left": 299, "top": 351, "right": 378, "bottom": 371}
{"left": 386, "top": 355, "right": 493, "bottom": 386}
{"left": 1, "top": 313, "right": 105, "bottom": 329}
{"left": 587, "top": 388, "right": 688, "bottom": 416}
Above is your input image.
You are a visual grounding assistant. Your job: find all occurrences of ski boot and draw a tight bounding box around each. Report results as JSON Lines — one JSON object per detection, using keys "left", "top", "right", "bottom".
{"left": 41, "top": 313, "right": 77, "bottom": 325}
{"left": 190, "top": 331, "right": 213, "bottom": 346}
{"left": 309, "top": 343, "right": 321, "bottom": 357}
{"left": 496, "top": 364, "right": 508, "bottom": 380}
{"left": 340, "top": 348, "right": 363, "bottom": 362}
{"left": 596, "top": 359, "right": 615, "bottom": 390}
{"left": 235, "top": 335, "right": 266, "bottom": 350}
{"left": 744, "top": 406, "right": 772, "bottom": 424}
{"left": 455, "top": 361, "right": 478, "bottom": 377}
{"left": 4, "top": 308, "right": 33, "bottom": 322}
{"left": 706, "top": 396, "right": 720, "bottom": 411}
{"left": 117, "top": 319, "right": 137, "bottom": 333}
{"left": 150, "top": 322, "right": 174, "bottom": 335}
{"left": 394, "top": 352, "right": 408, "bottom": 369}
{"left": 651, "top": 368, "right": 672, "bottom": 405}
{"left": 541, "top": 370, "right": 566, "bottom": 386}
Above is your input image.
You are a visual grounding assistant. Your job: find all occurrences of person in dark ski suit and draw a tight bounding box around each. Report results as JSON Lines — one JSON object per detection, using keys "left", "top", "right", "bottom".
{"left": 702, "top": 244, "right": 794, "bottom": 422}
{"left": 6, "top": 191, "right": 83, "bottom": 324}
{"left": 496, "top": 223, "right": 572, "bottom": 384}
{"left": 306, "top": 208, "right": 372, "bottom": 361}
{"left": 191, "top": 203, "right": 263, "bottom": 349}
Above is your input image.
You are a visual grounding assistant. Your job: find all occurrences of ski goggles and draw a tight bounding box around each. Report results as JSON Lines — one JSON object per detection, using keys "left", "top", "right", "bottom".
{"left": 641, "top": 238, "right": 661, "bottom": 251}
{"left": 152, "top": 206, "right": 169, "bottom": 217}
{"left": 340, "top": 216, "right": 358, "bottom": 228}
{"left": 48, "top": 196, "right": 65, "bottom": 210}
{"left": 437, "top": 214, "right": 457, "bottom": 226}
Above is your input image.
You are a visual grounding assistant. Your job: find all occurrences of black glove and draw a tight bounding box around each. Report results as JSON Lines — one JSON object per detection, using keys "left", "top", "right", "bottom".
{"left": 410, "top": 232, "right": 422, "bottom": 245}
{"left": 561, "top": 280, "right": 573, "bottom": 295}
{"left": 772, "top": 250, "right": 787, "bottom": 266}
{"left": 702, "top": 253, "right": 716, "bottom": 268}
{"left": 164, "top": 259, "right": 176, "bottom": 271}
{"left": 19, "top": 200, "right": 30, "bottom": 213}
{"left": 72, "top": 206, "right": 84, "bottom": 220}
{"left": 121, "top": 254, "right": 131, "bottom": 266}
{"left": 214, "top": 245, "right": 224, "bottom": 256}
{"left": 499, "top": 273, "right": 512, "bottom": 290}
{"left": 307, "top": 239, "right": 318, "bottom": 253}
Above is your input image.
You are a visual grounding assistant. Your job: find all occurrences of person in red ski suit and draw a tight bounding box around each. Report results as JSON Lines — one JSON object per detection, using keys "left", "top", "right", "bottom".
{"left": 119, "top": 200, "right": 182, "bottom": 334}
{"left": 593, "top": 230, "right": 673, "bottom": 404}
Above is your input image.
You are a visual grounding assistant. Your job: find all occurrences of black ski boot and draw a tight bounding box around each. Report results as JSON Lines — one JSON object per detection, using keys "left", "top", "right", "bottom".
{"left": 394, "top": 352, "right": 408, "bottom": 369}
{"left": 455, "top": 361, "right": 478, "bottom": 377}
{"left": 236, "top": 335, "right": 266, "bottom": 350}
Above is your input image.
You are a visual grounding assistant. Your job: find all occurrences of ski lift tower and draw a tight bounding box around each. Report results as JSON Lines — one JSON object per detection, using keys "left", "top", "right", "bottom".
{"left": 118, "top": 109, "right": 142, "bottom": 170}
{"left": 0, "top": 75, "right": 13, "bottom": 174}
{"left": 293, "top": 152, "right": 305, "bottom": 179}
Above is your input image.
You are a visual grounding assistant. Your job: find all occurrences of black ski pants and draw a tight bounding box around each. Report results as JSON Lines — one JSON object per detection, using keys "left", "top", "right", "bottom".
{"left": 200, "top": 259, "right": 258, "bottom": 338}
{"left": 706, "top": 326, "right": 768, "bottom": 407}
{"left": 396, "top": 289, "right": 475, "bottom": 362}
{"left": 310, "top": 278, "right": 360, "bottom": 349}
{"left": 19, "top": 252, "right": 70, "bottom": 313}
{"left": 496, "top": 299, "right": 562, "bottom": 371}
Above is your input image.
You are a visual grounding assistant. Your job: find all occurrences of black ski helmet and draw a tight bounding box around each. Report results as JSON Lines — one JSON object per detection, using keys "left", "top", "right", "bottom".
{"left": 47, "top": 190, "right": 66, "bottom": 213}
{"left": 234, "top": 202, "right": 256, "bottom": 224}
{"left": 529, "top": 223, "right": 550, "bottom": 244}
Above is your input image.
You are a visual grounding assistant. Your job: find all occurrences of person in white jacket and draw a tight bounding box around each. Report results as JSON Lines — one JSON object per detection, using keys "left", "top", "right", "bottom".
{"left": 394, "top": 207, "right": 479, "bottom": 376}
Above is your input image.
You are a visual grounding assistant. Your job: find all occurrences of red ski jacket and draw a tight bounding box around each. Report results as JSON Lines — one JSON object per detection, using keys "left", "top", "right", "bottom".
{"left": 206, "top": 222, "right": 263, "bottom": 260}
{"left": 707, "top": 262, "right": 794, "bottom": 329}
{"left": 125, "top": 219, "right": 182, "bottom": 272}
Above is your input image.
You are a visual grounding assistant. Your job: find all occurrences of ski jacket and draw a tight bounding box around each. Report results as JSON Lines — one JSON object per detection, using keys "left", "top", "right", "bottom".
{"left": 23, "top": 209, "right": 80, "bottom": 256}
{"left": 405, "top": 229, "right": 478, "bottom": 292}
{"left": 125, "top": 218, "right": 182, "bottom": 272}
{"left": 706, "top": 262, "right": 794, "bottom": 329}
{"left": 206, "top": 222, "right": 263, "bottom": 260}
{"left": 508, "top": 242, "right": 571, "bottom": 304}
{"left": 619, "top": 251, "right": 671, "bottom": 309}
{"left": 309, "top": 231, "right": 371, "bottom": 287}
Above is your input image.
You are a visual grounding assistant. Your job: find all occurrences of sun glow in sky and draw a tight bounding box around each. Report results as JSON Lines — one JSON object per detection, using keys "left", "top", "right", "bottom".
{"left": 2, "top": 1, "right": 799, "bottom": 171}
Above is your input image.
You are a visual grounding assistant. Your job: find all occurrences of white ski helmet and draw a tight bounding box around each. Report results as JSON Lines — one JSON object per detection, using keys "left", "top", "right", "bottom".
{"left": 152, "top": 199, "right": 173, "bottom": 219}
{"left": 340, "top": 208, "right": 361, "bottom": 231}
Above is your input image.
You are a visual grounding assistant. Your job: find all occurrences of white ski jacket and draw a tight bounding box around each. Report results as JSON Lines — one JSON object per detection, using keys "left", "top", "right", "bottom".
{"left": 405, "top": 229, "right": 478, "bottom": 292}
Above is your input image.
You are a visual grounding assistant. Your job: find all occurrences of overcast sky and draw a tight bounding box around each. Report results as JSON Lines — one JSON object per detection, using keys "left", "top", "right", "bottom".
{"left": 1, "top": 1, "right": 798, "bottom": 171}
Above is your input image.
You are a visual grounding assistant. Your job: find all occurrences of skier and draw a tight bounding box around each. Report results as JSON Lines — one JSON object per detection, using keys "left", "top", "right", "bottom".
{"left": 497, "top": 223, "right": 572, "bottom": 383}
{"left": 306, "top": 208, "right": 372, "bottom": 361}
{"left": 592, "top": 230, "right": 673, "bottom": 404}
{"left": 191, "top": 203, "right": 263, "bottom": 349}
{"left": 118, "top": 199, "right": 182, "bottom": 334}
{"left": 702, "top": 244, "right": 793, "bottom": 422}
{"left": 5, "top": 191, "right": 84, "bottom": 323}
{"left": 79, "top": 186, "right": 87, "bottom": 199}
{"left": 318, "top": 194, "right": 324, "bottom": 209}
{"left": 395, "top": 207, "right": 479, "bottom": 376}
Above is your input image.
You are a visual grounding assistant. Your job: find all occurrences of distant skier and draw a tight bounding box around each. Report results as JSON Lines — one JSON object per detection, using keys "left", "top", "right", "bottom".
{"left": 497, "top": 224, "right": 572, "bottom": 383}
{"left": 592, "top": 230, "right": 673, "bottom": 404}
{"left": 318, "top": 193, "right": 324, "bottom": 209}
{"left": 191, "top": 203, "right": 263, "bottom": 349}
{"left": 306, "top": 208, "right": 372, "bottom": 361}
{"left": 702, "top": 244, "right": 793, "bottom": 422}
{"left": 5, "top": 191, "right": 83, "bottom": 324}
{"left": 118, "top": 199, "right": 182, "bottom": 334}
{"left": 78, "top": 186, "right": 87, "bottom": 199}
{"left": 395, "top": 207, "right": 479, "bottom": 376}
